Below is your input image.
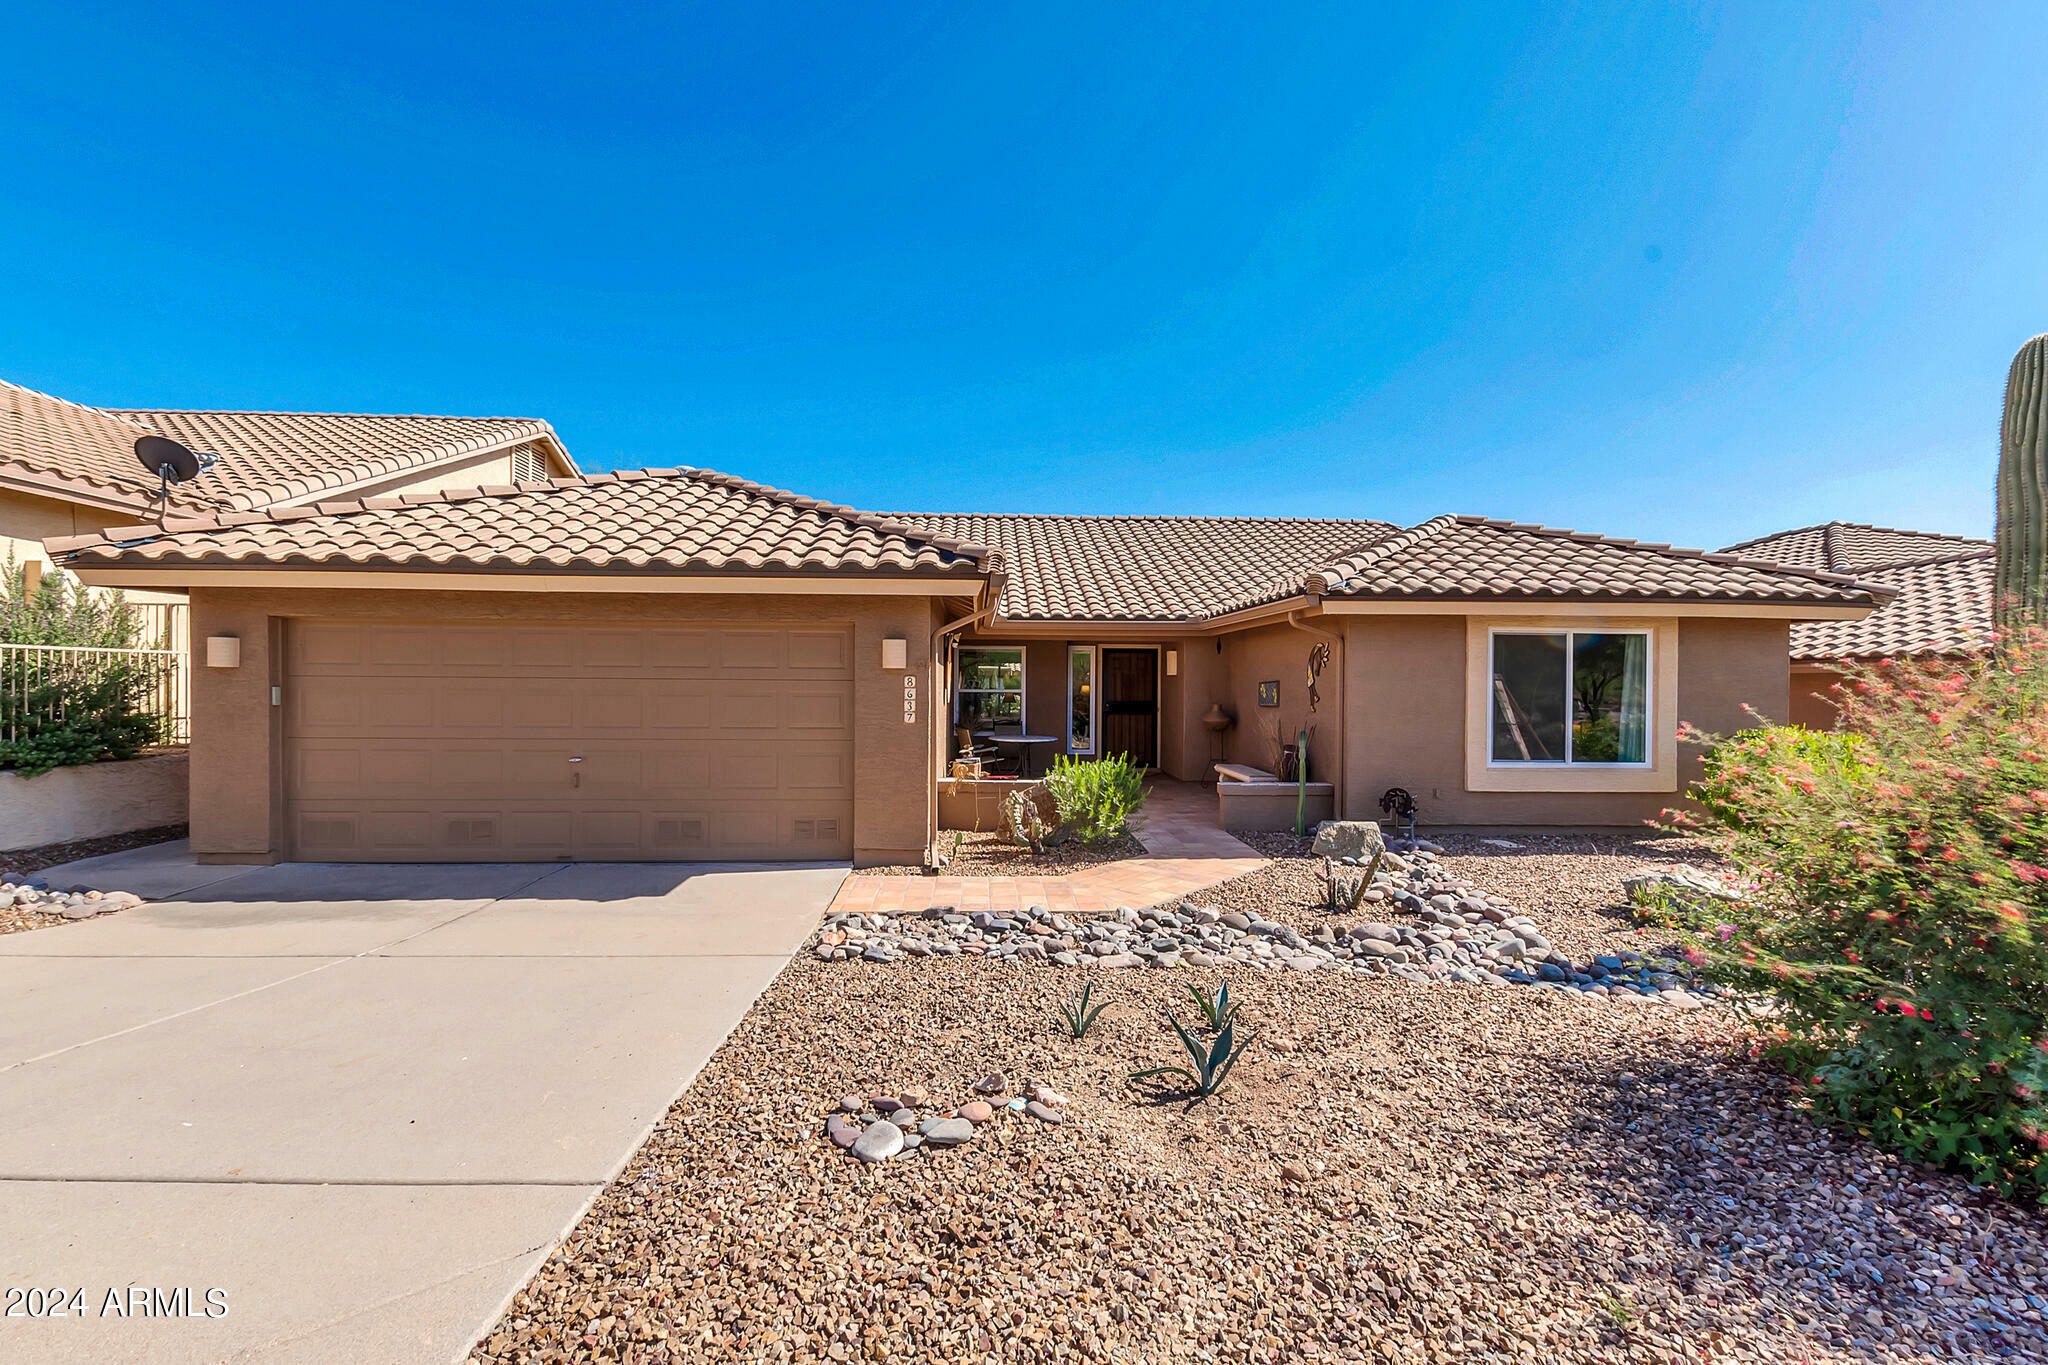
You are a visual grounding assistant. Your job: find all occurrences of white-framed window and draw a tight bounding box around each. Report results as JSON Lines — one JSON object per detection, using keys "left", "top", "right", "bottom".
{"left": 956, "top": 646, "right": 1025, "bottom": 734}
{"left": 1488, "top": 629, "right": 1650, "bottom": 766}
{"left": 1067, "top": 646, "right": 1095, "bottom": 753}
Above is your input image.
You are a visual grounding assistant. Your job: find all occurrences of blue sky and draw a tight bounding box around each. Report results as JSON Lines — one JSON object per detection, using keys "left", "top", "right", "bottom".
{"left": 3, "top": 2, "right": 2044, "bottom": 550}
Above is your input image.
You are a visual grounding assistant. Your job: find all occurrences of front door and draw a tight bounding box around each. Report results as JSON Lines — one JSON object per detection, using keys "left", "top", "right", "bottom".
{"left": 1100, "top": 648, "right": 1158, "bottom": 767}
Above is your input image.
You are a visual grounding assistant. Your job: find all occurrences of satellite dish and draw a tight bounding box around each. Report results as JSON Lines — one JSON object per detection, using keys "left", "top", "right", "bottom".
{"left": 135, "top": 435, "right": 202, "bottom": 484}
{"left": 133, "top": 436, "right": 220, "bottom": 510}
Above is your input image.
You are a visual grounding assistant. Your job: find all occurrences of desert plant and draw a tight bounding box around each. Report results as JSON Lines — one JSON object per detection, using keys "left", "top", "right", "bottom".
{"left": 1000, "top": 785, "right": 1052, "bottom": 852}
{"left": 1131, "top": 1008, "right": 1257, "bottom": 1098}
{"left": 1663, "top": 640, "right": 2048, "bottom": 1200}
{"left": 1997, "top": 333, "right": 2048, "bottom": 626}
{"left": 1042, "top": 753, "right": 1146, "bottom": 842}
{"left": 1184, "top": 980, "right": 1240, "bottom": 1031}
{"left": 1320, "top": 857, "right": 1373, "bottom": 914}
{"left": 1056, "top": 982, "right": 1113, "bottom": 1039}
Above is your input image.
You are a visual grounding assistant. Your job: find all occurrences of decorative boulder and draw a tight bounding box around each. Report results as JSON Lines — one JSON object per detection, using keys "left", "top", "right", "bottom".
{"left": 1310, "top": 820, "right": 1386, "bottom": 863}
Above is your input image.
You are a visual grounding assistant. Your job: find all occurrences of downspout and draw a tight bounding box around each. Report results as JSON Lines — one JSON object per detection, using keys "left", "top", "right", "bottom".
{"left": 1285, "top": 606, "right": 1346, "bottom": 823}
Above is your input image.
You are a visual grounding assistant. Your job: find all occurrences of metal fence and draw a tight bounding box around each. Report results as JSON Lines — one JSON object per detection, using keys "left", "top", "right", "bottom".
{"left": 0, "top": 642, "right": 190, "bottom": 747}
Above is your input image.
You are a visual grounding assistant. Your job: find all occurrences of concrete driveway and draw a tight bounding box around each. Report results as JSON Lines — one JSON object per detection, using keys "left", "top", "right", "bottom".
{"left": 0, "top": 842, "right": 843, "bottom": 1365}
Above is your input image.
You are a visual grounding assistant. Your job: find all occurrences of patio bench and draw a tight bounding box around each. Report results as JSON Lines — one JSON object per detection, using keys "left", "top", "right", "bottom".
{"left": 1213, "top": 763, "right": 1277, "bottom": 783}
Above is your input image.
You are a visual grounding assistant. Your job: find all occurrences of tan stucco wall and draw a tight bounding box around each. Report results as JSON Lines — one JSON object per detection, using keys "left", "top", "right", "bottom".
{"left": 3, "top": 487, "right": 185, "bottom": 609}
{"left": 1341, "top": 614, "right": 1790, "bottom": 827}
{"left": 1790, "top": 665, "right": 1845, "bottom": 730}
{"left": 1215, "top": 621, "right": 1342, "bottom": 788}
{"left": 0, "top": 749, "right": 189, "bottom": 851}
{"left": 187, "top": 587, "right": 935, "bottom": 867}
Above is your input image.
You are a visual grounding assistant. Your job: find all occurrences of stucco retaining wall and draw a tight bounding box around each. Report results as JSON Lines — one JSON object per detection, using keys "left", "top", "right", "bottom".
{"left": 0, "top": 749, "right": 189, "bottom": 851}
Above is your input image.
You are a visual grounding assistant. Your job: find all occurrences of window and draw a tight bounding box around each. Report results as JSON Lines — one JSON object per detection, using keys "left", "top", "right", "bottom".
{"left": 956, "top": 647, "right": 1024, "bottom": 734}
{"left": 1489, "top": 630, "right": 1649, "bottom": 765}
{"left": 1067, "top": 646, "right": 1095, "bottom": 753}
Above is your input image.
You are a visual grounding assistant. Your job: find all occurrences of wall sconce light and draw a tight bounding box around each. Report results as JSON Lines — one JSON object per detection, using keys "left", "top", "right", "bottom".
{"left": 1165, "top": 649, "right": 1178, "bottom": 677}
{"left": 881, "top": 636, "right": 908, "bottom": 670}
{"left": 205, "top": 636, "right": 241, "bottom": 669}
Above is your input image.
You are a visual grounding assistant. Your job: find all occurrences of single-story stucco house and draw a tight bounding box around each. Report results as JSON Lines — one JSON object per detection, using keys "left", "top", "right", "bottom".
{"left": 48, "top": 464, "right": 1891, "bottom": 867}
{"left": 1720, "top": 521, "right": 1992, "bottom": 730}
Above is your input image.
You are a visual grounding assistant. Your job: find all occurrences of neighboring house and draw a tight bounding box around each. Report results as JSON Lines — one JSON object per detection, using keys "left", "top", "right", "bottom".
{"left": 1720, "top": 522, "right": 1993, "bottom": 729}
{"left": 50, "top": 467, "right": 1887, "bottom": 866}
{"left": 2, "top": 377, "right": 577, "bottom": 602}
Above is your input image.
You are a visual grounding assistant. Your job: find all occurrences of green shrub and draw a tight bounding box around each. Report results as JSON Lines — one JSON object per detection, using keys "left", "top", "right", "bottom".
{"left": 1, "top": 558, "right": 168, "bottom": 776}
{"left": 0, "top": 665, "right": 167, "bottom": 777}
{"left": 1664, "top": 640, "right": 2048, "bottom": 1201}
{"left": 1043, "top": 754, "right": 1146, "bottom": 842}
{"left": 1, "top": 664, "right": 167, "bottom": 777}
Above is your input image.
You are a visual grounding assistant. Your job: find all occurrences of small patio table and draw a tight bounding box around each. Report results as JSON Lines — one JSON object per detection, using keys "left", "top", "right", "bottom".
{"left": 982, "top": 733, "right": 1060, "bottom": 779}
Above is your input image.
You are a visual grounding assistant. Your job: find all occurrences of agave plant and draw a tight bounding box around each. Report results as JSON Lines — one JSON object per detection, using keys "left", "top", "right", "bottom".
{"left": 1184, "top": 980, "right": 1240, "bottom": 1031}
{"left": 1131, "top": 1009, "right": 1257, "bottom": 1097}
{"left": 1056, "top": 981, "right": 1113, "bottom": 1039}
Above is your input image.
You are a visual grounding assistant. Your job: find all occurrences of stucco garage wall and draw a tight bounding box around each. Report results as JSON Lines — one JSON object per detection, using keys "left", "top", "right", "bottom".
{"left": 1341, "top": 614, "right": 1790, "bottom": 827}
{"left": 0, "top": 749, "right": 189, "bottom": 851}
{"left": 187, "top": 587, "right": 934, "bottom": 867}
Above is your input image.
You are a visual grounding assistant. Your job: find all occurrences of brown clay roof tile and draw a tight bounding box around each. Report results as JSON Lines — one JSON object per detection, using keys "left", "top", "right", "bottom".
{"left": 888, "top": 513, "right": 1396, "bottom": 621}
{"left": 3, "top": 376, "right": 569, "bottom": 515}
{"left": 1725, "top": 521, "right": 1994, "bottom": 661}
{"left": 50, "top": 467, "right": 990, "bottom": 580}
{"left": 1309, "top": 516, "right": 1890, "bottom": 606}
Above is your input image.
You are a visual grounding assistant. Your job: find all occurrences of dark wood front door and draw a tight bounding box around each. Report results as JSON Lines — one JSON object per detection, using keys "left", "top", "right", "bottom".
{"left": 1100, "top": 648, "right": 1158, "bottom": 767}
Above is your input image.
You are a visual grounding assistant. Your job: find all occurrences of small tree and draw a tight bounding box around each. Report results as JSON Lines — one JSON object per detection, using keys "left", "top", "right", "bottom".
{"left": 0, "top": 554, "right": 147, "bottom": 648}
{"left": 1665, "top": 637, "right": 2048, "bottom": 1200}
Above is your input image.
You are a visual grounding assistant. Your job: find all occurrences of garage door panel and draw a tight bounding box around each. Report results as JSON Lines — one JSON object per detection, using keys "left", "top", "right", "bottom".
{"left": 786, "top": 689, "right": 851, "bottom": 732}
{"left": 509, "top": 631, "right": 577, "bottom": 670}
{"left": 574, "top": 687, "right": 645, "bottom": 730}
{"left": 431, "top": 749, "right": 506, "bottom": 789}
{"left": 786, "top": 750, "right": 852, "bottom": 793}
{"left": 788, "top": 631, "right": 852, "bottom": 673}
{"left": 286, "top": 620, "right": 860, "bottom": 861}
{"left": 580, "top": 631, "right": 645, "bottom": 669}
{"left": 435, "top": 686, "right": 506, "bottom": 729}
{"left": 648, "top": 685, "right": 715, "bottom": 729}
{"left": 646, "top": 631, "right": 716, "bottom": 671}
{"left": 717, "top": 632, "right": 784, "bottom": 671}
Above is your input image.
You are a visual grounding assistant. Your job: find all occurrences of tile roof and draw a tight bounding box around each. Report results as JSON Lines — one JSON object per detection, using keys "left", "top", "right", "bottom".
{"left": 1725, "top": 521, "right": 1995, "bottom": 662}
{"left": 1304, "top": 516, "right": 1891, "bottom": 606}
{"left": 887, "top": 513, "right": 1396, "bottom": 622}
{"left": 1787, "top": 553, "right": 1993, "bottom": 661}
{"left": 2, "top": 377, "right": 569, "bottom": 515}
{"left": 1720, "top": 521, "right": 1991, "bottom": 574}
{"left": 49, "top": 468, "right": 990, "bottom": 580}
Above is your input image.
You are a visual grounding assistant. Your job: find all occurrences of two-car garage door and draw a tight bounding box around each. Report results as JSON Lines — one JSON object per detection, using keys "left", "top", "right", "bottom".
{"left": 285, "top": 619, "right": 856, "bottom": 861}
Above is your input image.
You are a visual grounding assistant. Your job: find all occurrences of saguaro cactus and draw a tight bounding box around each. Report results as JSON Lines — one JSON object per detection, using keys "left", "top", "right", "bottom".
{"left": 1996, "top": 333, "right": 2048, "bottom": 625}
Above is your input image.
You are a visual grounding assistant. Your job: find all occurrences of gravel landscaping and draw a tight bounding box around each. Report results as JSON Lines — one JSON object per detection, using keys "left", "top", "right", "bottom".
{"left": 859, "top": 829, "right": 1148, "bottom": 878}
{"left": 471, "top": 953, "right": 2048, "bottom": 1364}
{"left": 815, "top": 843, "right": 1722, "bottom": 1007}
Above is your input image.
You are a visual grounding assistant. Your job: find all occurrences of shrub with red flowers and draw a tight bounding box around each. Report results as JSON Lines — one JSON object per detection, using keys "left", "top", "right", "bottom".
{"left": 1666, "top": 631, "right": 2048, "bottom": 1202}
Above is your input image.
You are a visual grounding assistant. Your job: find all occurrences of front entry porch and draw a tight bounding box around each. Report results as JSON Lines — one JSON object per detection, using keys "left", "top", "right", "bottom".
{"left": 835, "top": 779, "right": 1263, "bottom": 914}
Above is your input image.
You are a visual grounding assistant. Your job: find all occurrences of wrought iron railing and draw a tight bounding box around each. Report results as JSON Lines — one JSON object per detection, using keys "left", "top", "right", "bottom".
{"left": 0, "top": 642, "right": 190, "bottom": 747}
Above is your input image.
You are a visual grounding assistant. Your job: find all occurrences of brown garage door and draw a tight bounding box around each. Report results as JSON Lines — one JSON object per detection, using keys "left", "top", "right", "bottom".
{"left": 285, "top": 619, "right": 855, "bottom": 861}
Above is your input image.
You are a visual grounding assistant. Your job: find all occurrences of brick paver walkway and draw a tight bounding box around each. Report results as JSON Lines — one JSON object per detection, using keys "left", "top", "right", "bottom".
{"left": 828, "top": 778, "right": 1265, "bottom": 915}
